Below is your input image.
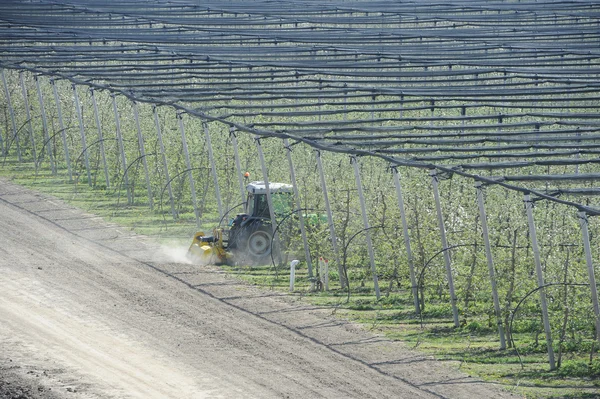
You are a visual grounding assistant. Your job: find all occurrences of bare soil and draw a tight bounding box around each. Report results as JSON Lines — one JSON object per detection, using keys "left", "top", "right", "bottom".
{"left": 0, "top": 179, "right": 521, "bottom": 398}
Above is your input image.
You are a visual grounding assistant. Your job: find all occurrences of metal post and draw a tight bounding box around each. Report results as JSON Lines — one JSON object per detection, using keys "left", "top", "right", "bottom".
{"left": 430, "top": 169, "right": 460, "bottom": 327}
{"left": 476, "top": 182, "right": 506, "bottom": 349}
{"left": 51, "top": 78, "right": 72, "bottom": 181}
{"left": 1, "top": 69, "right": 20, "bottom": 160}
{"left": 255, "top": 136, "right": 282, "bottom": 263}
{"left": 90, "top": 88, "right": 110, "bottom": 188}
{"left": 111, "top": 93, "right": 132, "bottom": 204}
{"left": 72, "top": 84, "right": 92, "bottom": 186}
{"left": 524, "top": 193, "right": 556, "bottom": 369}
{"left": 392, "top": 166, "right": 420, "bottom": 314}
{"left": 230, "top": 127, "right": 246, "bottom": 206}
{"left": 0, "top": 123, "right": 4, "bottom": 156}
{"left": 34, "top": 75, "right": 55, "bottom": 174}
{"left": 578, "top": 211, "right": 600, "bottom": 346}
{"left": 283, "top": 138, "right": 313, "bottom": 277}
{"left": 132, "top": 100, "right": 153, "bottom": 209}
{"left": 153, "top": 105, "right": 176, "bottom": 219}
{"left": 316, "top": 150, "right": 345, "bottom": 288}
{"left": 177, "top": 112, "right": 200, "bottom": 227}
{"left": 203, "top": 121, "right": 223, "bottom": 220}
{"left": 351, "top": 156, "right": 381, "bottom": 300}
{"left": 19, "top": 71, "right": 37, "bottom": 164}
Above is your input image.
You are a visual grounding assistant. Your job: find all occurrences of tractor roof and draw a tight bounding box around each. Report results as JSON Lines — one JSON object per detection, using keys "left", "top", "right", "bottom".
{"left": 246, "top": 181, "right": 293, "bottom": 194}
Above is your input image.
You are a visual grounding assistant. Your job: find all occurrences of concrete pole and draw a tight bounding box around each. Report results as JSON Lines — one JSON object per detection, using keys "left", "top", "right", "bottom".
{"left": 50, "top": 78, "right": 72, "bottom": 181}
{"left": 203, "top": 121, "right": 223, "bottom": 220}
{"left": 476, "top": 182, "right": 506, "bottom": 349}
{"left": 1, "top": 69, "right": 21, "bottom": 160}
{"left": 72, "top": 84, "right": 92, "bottom": 186}
{"left": 19, "top": 71, "right": 37, "bottom": 165}
{"left": 392, "top": 167, "right": 420, "bottom": 314}
{"left": 578, "top": 211, "right": 600, "bottom": 346}
{"left": 283, "top": 138, "right": 313, "bottom": 277}
{"left": 34, "top": 75, "right": 55, "bottom": 174}
{"left": 177, "top": 112, "right": 200, "bottom": 227}
{"left": 315, "top": 150, "right": 345, "bottom": 288}
{"left": 255, "top": 136, "right": 282, "bottom": 263}
{"left": 430, "top": 169, "right": 460, "bottom": 327}
{"left": 132, "top": 100, "right": 153, "bottom": 209}
{"left": 524, "top": 193, "right": 556, "bottom": 370}
{"left": 229, "top": 127, "right": 246, "bottom": 206}
{"left": 153, "top": 106, "right": 177, "bottom": 219}
{"left": 351, "top": 156, "right": 381, "bottom": 300}
{"left": 90, "top": 88, "right": 110, "bottom": 188}
{"left": 111, "top": 93, "right": 132, "bottom": 204}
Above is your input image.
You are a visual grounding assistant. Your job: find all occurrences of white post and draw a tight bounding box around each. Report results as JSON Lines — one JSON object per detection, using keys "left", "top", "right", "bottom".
{"left": 177, "top": 112, "right": 200, "bottom": 228}
{"left": 111, "top": 93, "right": 132, "bottom": 204}
{"left": 73, "top": 84, "right": 92, "bottom": 186}
{"left": 50, "top": 78, "right": 72, "bottom": 181}
{"left": 351, "top": 156, "right": 381, "bottom": 300}
{"left": 392, "top": 166, "right": 420, "bottom": 314}
{"left": 19, "top": 71, "right": 37, "bottom": 165}
{"left": 284, "top": 138, "right": 313, "bottom": 277}
{"left": 230, "top": 127, "right": 247, "bottom": 206}
{"left": 316, "top": 150, "right": 346, "bottom": 288}
{"left": 90, "top": 88, "right": 110, "bottom": 188}
{"left": 34, "top": 75, "right": 55, "bottom": 174}
{"left": 476, "top": 182, "right": 506, "bottom": 349}
{"left": 430, "top": 169, "right": 459, "bottom": 327}
{"left": 290, "top": 260, "right": 299, "bottom": 291}
{"left": 255, "top": 136, "right": 282, "bottom": 264}
{"left": 132, "top": 100, "right": 153, "bottom": 209}
{"left": 578, "top": 211, "right": 600, "bottom": 346}
{"left": 153, "top": 106, "right": 176, "bottom": 219}
{"left": 1, "top": 69, "right": 21, "bottom": 161}
{"left": 524, "top": 193, "right": 556, "bottom": 370}
{"left": 203, "top": 121, "right": 223, "bottom": 220}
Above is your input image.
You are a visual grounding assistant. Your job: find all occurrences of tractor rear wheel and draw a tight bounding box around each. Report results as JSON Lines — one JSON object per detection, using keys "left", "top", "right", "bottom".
{"left": 247, "top": 227, "right": 272, "bottom": 259}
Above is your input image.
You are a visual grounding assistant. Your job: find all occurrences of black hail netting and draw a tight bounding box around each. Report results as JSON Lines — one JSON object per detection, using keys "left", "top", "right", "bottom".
{"left": 0, "top": 0, "right": 599, "bottom": 214}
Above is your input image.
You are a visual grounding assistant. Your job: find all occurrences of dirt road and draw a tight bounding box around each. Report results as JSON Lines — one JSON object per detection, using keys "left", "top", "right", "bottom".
{"left": 0, "top": 179, "right": 519, "bottom": 398}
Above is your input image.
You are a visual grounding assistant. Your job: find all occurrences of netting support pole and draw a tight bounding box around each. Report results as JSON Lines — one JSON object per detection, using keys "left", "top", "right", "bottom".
{"left": 315, "top": 150, "right": 344, "bottom": 288}
{"left": 578, "top": 211, "right": 600, "bottom": 346}
{"left": 73, "top": 84, "right": 92, "bottom": 186}
{"left": 132, "top": 100, "right": 153, "bottom": 210}
{"left": 284, "top": 138, "right": 313, "bottom": 278}
{"left": 20, "top": 71, "right": 37, "bottom": 166}
{"left": 203, "top": 121, "right": 223, "bottom": 220}
{"left": 1, "top": 69, "right": 21, "bottom": 161}
{"left": 524, "top": 193, "right": 556, "bottom": 370}
{"left": 430, "top": 169, "right": 460, "bottom": 327}
{"left": 34, "top": 75, "right": 55, "bottom": 174}
{"left": 392, "top": 166, "right": 419, "bottom": 314}
{"left": 255, "top": 136, "right": 282, "bottom": 265}
{"left": 230, "top": 127, "right": 246, "bottom": 206}
{"left": 0, "top": 119, "right": 4, "bottom": 156}
{"left": 50, "top": 79, "right": 73, "bottom": 182}
{"left": 90, "top": 88, "right": 110, "bottom": 188}
{"left": 351, "top": 156, "right": 380, "bottom": 300}
{"left": 50, "top": 79, "right": 72, "bottom": 181}
{"left": 111, "top": 93, "right": 132, "bottom": 204}
{"left": 476, "top": 182, "right": 506, "bottom": 349}
{"left": 177, "top": 112, "right": 200, "bottom": 228}
{"left": 153, "top": 106, "right": 176, "bottom": 219}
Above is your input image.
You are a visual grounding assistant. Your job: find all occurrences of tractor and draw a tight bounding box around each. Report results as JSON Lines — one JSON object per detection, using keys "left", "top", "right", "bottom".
{"left": 188, "top": 181, "right": 293, "bottom": 265}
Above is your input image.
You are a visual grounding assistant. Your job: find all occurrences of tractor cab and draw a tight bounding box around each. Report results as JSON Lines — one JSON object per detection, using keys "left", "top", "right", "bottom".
{"left": 244, "top": 181, "right": 294, "bottom": 218}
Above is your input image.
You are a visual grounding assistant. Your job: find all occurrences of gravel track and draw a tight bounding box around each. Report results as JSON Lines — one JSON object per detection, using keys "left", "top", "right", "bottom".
{"left": 0, "top": 179, "right": 520, "bottom": 398}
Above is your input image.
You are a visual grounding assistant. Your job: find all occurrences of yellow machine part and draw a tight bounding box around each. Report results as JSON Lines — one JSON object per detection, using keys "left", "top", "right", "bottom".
{"left": 187, "top": 230, "right": 229, "bottom": 264}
